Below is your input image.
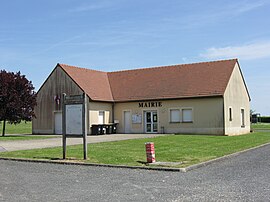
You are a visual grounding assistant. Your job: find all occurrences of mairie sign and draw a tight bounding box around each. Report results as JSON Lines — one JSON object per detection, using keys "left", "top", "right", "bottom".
{"left": 139, "top": 101, "right": 162, "bottom": 108}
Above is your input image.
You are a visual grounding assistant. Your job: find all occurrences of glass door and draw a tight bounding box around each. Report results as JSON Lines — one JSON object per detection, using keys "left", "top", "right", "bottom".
{"left": 145, "top": 111, "right": 158, "bottom": 133}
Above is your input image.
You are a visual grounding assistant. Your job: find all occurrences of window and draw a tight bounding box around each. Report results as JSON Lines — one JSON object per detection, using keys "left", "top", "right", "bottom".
{"left": 170, "top": 109, "right": 180, "bottom": 122}
{"left": 182, "top": 109, "right": 193, "bottom": 122}
{"left": 98, "top": 111, "right": 104, "bottom": 124}
{"left": 229, "top": 107, "right": 232, "bottom": 121}
{"left": 241, "top": 109, "right": 245, "bottom": 127}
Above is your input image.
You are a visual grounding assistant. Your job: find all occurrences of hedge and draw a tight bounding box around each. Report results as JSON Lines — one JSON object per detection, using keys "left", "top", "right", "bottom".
{"left": 260, "top": 116, "right": 270, "bottom": 123}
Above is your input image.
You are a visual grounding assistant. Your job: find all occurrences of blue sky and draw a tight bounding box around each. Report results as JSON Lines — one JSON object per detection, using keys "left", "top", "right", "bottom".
{"left": 1, "top": 0, "right": 270, "bottom": 115}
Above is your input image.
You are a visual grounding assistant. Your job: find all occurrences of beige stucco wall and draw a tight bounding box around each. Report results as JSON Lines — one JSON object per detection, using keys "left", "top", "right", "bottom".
{"left": 224, "top": 63, "right": 250, "bottom": 135}
{"left": 32, "top": 66, "right": 83, "bottom": 134}
{"left": 88, "top": 101, "right": 112, "bottom": 125}
{"left": 114, "top": 97, "right": 225, "bottom": 135}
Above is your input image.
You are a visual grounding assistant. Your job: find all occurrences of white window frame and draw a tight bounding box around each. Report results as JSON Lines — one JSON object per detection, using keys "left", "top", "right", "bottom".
{"left": 182, "top": 108, "right": 193, "bottom": 123}
{"left": 169, "top": 108, "right": 180, "bottom": 123}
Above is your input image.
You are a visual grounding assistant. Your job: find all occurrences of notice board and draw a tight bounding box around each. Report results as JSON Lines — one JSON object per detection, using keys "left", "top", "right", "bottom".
{"left": 65, "top": 104, "right": 83, "bottom": 135}
{"left": 132, "top": 114, "right": 142, "bottom": 124}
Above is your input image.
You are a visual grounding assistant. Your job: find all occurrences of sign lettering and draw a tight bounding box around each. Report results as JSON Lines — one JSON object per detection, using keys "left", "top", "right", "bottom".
{"left": 138, "top": 102, "right": 162, "bottom": 108}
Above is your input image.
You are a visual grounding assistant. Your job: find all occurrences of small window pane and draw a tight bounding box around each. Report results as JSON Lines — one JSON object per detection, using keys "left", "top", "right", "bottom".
{"left": 153, "top": 113, "right": 158, "bottom": 122}
{"left": 146, "top": 112, "right": 151, "bottom": 122}
{"left": 170, "top": 109, "right": 180, "bottom": 122}
{"left": 229, "top": 108, "right": 232, "bottom": 121}
{"left": 153, "top": 123, "right": 158, "bottom": 132}
{"left": 146, "top": 124, "right": 151, "bottom": 132}
{"left": 241, "top": 109, "right": 245, "bottom": 126}
{"left": 183, "top": 109, "right": 192, "bottom": 122}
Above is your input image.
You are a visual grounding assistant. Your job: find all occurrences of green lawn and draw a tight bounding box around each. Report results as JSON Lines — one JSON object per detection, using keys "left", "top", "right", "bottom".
{"left": 0, "top": 121, "right": 57, "bottom": 141}
{"left": 0, "top": 132, "right": 269, "bottom": 168}
{"left": 0, "top": 121, "right": 32, "bottom": 134}
{"left": 0, "top": 135, "right": 57, "bottom": 141}
{"left": 251, "top": 123, "right": 270, "bottom": 130}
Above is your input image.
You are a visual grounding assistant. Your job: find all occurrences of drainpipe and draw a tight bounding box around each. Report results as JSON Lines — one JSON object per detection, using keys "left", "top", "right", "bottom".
{"left": 222, "top": 97, "right": 226, "bottom": 135}
{"left": 112, "top": 102, "right": 115, "bottom": 123}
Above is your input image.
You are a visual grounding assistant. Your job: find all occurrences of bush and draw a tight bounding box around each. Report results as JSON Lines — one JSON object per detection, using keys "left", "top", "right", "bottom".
{"left": 260, "top": 116, "right": 270, "bottom": 123}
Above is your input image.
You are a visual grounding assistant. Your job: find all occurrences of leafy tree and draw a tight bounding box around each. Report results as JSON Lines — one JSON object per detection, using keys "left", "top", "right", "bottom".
{"left": 250, "top": 109, "right": 256, "bottom": 116}
{"left": 0, "top": 70, "right": 37, "bottom": 136}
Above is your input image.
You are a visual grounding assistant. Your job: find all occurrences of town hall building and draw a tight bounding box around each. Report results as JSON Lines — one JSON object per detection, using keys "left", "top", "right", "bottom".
{"left": 32, "top": 59, "right": 250, "bottom": 136}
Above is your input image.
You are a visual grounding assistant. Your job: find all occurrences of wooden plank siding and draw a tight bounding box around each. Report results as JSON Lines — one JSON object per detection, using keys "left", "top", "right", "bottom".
{"left": 32, "top": 65, "right": 83, "bottom": 134}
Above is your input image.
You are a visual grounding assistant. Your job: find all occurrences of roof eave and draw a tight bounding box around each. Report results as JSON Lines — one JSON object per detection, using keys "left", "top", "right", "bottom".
{"left": 236, "top": 60, "right": 251, "bottom": 101}
{"left": 112, "top": 94, "right": 223, "bottom": 103}
{"left": 58, "top": 63, "right": 90, "bottom": 100}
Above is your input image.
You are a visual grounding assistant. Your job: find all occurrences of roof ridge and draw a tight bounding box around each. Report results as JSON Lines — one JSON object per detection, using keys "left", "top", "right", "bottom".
{"left": 108, "top": 58, "right": 238, "bottom": 74}
{"left": 59, "top": 63, "right": 106, "bottom": 73}
{"left": 59, "top": 58, "right": 238, "bottom": 74}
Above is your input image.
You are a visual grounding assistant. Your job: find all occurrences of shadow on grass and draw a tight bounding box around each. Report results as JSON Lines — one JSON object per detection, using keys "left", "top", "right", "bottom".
{"left": 33, "top": 156, "right": 62, "bottom": 160}
{"left": 137, "top": 160, "right": 148, "bottom": 165}
{"left": 32, "top": 156, "right": 87, "bottom": 161}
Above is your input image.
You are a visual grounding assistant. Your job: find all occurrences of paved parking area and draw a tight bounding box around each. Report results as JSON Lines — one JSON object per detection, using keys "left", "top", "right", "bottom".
{"left": 0, "top": 143, "right": 270, "bottom": 201}
{"left": 0, "top": 134, "right": 166, "bottom": 152}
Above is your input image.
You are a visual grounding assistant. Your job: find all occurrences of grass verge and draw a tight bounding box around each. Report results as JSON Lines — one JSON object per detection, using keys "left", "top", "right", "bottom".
{"left": 251, "top": 123, "right": 270, "bottom": 130}
{"left": 0, "top": 132, "right": 269, "bottom": 168}
{"left": 0, "top": 135, "right": 58, "bottom": 141}
{"left": 0, "top": 121, "right": 55, "bottom": 142}
{"left": 0, "top": 121, "right": 57, "bottom": 141}
{"left": 0, "top": 121, "right": 32, "bottom": 134}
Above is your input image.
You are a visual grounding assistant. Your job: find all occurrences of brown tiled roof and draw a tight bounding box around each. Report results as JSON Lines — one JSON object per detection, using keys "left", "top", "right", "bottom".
{"left": 59, "top": 59, "right": 238, "bottom": 102}
{"left": 108, "top": 59, "right": 237, "bottom": 102}
{"left": 59, "top": 64, "right": 114, "bottom": 101}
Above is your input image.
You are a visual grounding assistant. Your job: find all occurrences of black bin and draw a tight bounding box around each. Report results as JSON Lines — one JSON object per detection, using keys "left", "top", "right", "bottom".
{"left": 91, "top": 124, "right": 105, "bottom": 135}
{"left": 112, "top": 123, "right": 118, "bottom": 134}
{"left": 104, "top": 124, "right": 113, "bottom": 134}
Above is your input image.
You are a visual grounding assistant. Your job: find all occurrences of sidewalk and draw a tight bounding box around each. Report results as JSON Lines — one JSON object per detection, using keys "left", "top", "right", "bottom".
{"left": 0, "top": 134, "right": 167, "bottom": 152}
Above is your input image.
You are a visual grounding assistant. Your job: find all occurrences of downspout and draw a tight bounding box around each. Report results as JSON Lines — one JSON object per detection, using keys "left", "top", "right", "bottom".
{"left": 86, "top": 95, "right": 90, "bottom": 135}
{"left": 112, "top": 102, "right": 115, "bottom": 123}
{"left": 222, "top": 96, "right": 226, "bottom": 135}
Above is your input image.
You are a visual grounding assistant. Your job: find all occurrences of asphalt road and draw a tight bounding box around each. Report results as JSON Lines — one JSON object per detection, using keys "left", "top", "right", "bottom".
{"left": 0, "top": 144, "right": 270, "bottom": 202}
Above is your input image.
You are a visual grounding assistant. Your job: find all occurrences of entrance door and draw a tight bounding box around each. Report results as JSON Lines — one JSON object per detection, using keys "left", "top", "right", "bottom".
{"left": 124, "top": 111, "right": 131, "bottom": 133}
{"left": 145, "top": 111, "right": 158, "bottom": 133}
{"left": 54, "top": 112, "right": 62, "bottom": 134}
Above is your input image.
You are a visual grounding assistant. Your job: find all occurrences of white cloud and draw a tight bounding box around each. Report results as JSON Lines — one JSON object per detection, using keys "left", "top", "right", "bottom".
{"left": 235, "top": 1, "right": 266, "bottom": 14}
{"left": 200, "top": 41, "right": 270, "bottom": 60}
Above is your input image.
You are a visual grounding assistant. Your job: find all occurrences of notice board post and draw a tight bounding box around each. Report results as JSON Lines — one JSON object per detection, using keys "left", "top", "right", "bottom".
{"left": 62, "top": 93, "right": 87, "bottom": 160}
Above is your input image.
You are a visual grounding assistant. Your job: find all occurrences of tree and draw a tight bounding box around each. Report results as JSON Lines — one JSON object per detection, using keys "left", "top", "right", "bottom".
{"left": 250, "top": 109, "right": 256, "bottom": 116}
{"left": 0, "top": 70, "right": 37, "bottom": 136}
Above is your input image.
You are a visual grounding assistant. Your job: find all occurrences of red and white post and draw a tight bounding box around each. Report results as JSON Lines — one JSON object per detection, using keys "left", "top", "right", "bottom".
{"left": 145, "top": 142, "right": 156, "bottom": 163}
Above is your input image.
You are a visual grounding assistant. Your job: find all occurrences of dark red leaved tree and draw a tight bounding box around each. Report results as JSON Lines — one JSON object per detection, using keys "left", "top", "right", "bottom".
{"left": 0, "top": 70, "right": 37, "bottom": 136}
